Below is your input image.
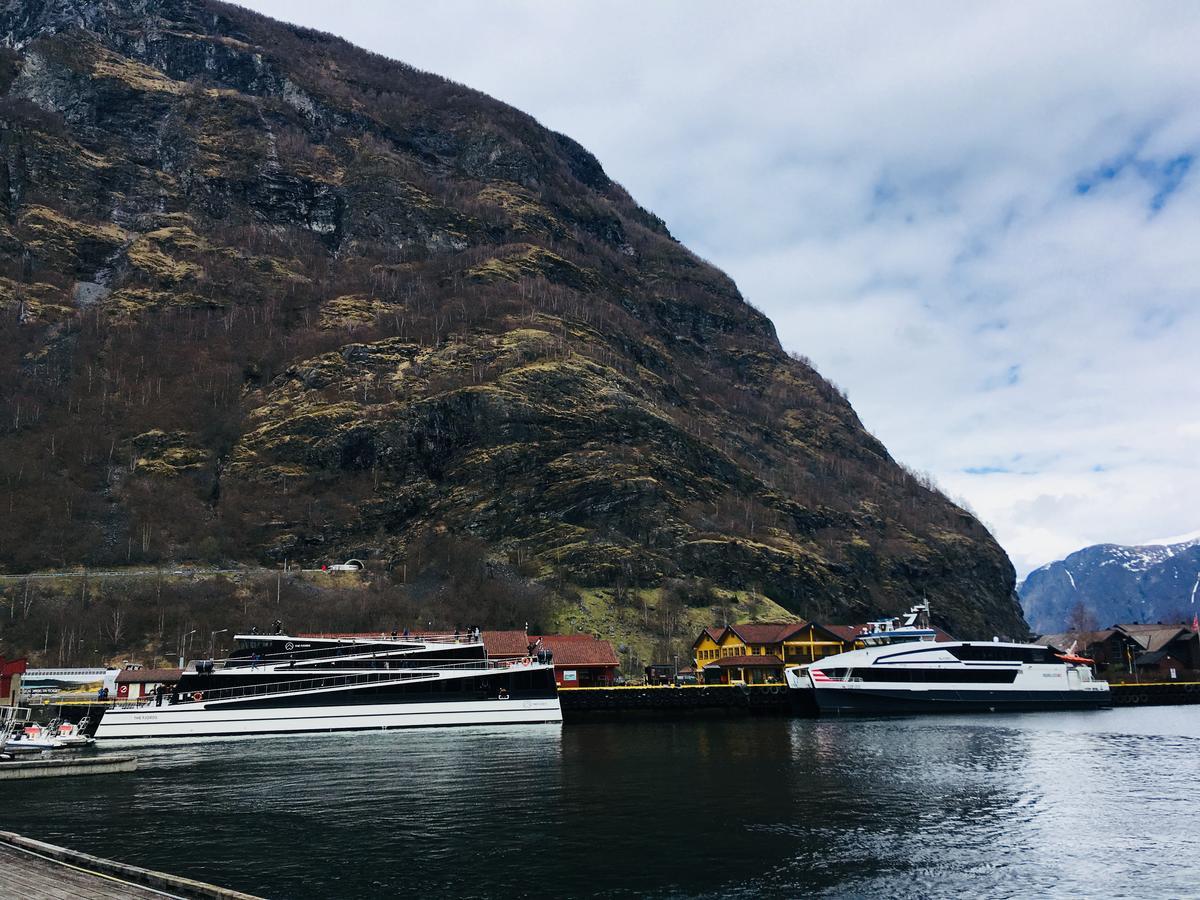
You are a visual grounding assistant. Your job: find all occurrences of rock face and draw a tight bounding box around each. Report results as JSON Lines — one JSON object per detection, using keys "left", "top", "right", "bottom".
{"left": 1020, "top": 538, "right": 1200, "bottom": 634}
{"left": 0, "top": 0, "right": 1026, "bottom": 637}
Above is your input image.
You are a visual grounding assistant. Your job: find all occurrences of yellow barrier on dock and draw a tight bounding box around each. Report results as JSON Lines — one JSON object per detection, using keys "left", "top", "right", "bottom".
{"left": 559, "top": 683, "right": 782, "bottom": 691}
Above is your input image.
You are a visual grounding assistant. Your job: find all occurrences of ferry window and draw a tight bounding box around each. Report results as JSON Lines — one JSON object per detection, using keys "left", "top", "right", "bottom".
{"left": 952, "top": 645, "right": 1013, "bottom": 662}
{"left": 859, "top": 668, "right": 1018, "bottom": 684}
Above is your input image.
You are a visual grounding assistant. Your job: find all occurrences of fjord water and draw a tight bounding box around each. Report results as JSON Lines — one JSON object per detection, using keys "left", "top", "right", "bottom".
{"left": 4, "top": 709, "right": 1198, "bottom": 898}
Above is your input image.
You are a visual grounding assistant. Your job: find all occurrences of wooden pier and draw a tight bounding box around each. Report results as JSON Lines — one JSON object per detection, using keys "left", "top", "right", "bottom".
{"left": 0, "top": 831, "right": 260, "bottom": 900}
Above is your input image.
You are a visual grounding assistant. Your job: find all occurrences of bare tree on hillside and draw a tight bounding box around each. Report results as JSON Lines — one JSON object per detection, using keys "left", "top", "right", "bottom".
{"left": 1065, "top": 600, "right": 1098, "bottom": 652}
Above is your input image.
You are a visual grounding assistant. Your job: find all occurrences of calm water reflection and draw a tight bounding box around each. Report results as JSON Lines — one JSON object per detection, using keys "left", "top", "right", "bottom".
{"left": 3, "top": 708, "right": 1198, "bottom": 898}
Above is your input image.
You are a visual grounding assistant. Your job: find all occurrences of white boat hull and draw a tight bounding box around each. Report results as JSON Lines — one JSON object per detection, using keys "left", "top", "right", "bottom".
{"left": 94, "top": 697, "right": 563, "bottom": 740}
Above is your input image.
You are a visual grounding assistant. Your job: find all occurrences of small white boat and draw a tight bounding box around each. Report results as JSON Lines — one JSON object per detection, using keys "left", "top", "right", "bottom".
{"left": 45, "top": 717, "right": 97, "bottom": 749}
{"left": 1, "top": 706, "right": 36, "bottom": 754}
{"left": 4, "top": 718, "right": 96, "bottom": 752}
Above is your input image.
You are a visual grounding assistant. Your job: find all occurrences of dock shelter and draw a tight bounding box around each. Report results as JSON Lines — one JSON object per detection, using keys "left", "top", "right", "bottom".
{"left": 114, "top": 667, "right": 182, "bottom": 701}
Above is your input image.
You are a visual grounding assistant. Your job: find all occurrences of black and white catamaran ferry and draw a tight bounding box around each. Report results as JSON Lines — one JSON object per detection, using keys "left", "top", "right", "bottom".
{"left": 785, "top": 603, "right": 1110, "bottom": 715}
{"left": 94, "top": 631, "right": 561, "bottom": 740}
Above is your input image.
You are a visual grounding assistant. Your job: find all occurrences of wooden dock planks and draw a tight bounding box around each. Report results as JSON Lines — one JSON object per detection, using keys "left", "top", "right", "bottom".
{"left": 0, "top": 832, "right": 261, "bottom": 900}
{"left": 0, "top": 843, "right": 175, "bottom": 899}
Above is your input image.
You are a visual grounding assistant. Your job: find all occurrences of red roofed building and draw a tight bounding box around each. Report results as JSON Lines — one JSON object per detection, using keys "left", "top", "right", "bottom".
{"left": 483, "top": 631, "right": 619, "bottom": 687}
{"left": 1, "top": 657, "right": 26, "bottom": 706}
{"left": 114, "top": 666, "right": 182, "bottom": 701}
{"left": 482, "top": 630, "right": 533, "bottom": 659}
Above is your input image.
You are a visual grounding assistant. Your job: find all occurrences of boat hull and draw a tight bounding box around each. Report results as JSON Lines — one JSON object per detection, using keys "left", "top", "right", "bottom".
{"left": 811, "top": 686, "right": 1111, "bottom": 716}
{"left": 94, "top": 698, "right": 563, "bottom": 740}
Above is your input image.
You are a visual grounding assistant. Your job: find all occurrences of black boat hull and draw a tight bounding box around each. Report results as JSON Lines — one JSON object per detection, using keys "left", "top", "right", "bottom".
{"left": 812, "top": 687, "right": 1111, "bottom": 716}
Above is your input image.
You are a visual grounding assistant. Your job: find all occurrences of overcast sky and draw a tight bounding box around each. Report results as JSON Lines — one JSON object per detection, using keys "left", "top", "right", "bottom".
{"left": 240, "top": 1, "right": 1200, "bottom": 576}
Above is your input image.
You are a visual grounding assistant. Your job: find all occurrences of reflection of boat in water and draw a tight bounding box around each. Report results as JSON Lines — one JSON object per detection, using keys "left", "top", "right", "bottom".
{"left": 796, "top": 603, "right": 1111, "bottom": 715}
{"left": 94, "top": 632, "right": 562, "bottom": 740}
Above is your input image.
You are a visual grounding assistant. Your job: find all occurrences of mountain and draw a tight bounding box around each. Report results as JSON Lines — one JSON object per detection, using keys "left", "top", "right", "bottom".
{"left": 0, "top": 0, "right": 1026, "bottom": 640}
{"left": 1019, "top": 537, "right": 1200, "bottom": 633}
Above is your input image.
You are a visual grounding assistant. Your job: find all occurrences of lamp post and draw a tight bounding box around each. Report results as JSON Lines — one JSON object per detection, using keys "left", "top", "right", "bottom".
{"left": 179, "top": 629, "right": 196, "bottom": 668}
{"left": 209, "top": 629, "right": 228, "bottom": 660}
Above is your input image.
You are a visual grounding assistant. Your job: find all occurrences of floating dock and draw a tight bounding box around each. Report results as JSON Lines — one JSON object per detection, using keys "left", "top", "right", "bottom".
{"left": 0, "top": 754, "right": 137, "bottom": 780}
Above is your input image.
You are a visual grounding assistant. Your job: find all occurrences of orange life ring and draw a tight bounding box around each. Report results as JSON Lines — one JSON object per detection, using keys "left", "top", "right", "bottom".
{"left": 192, "top": 691, "right": 204, "bottom": 702}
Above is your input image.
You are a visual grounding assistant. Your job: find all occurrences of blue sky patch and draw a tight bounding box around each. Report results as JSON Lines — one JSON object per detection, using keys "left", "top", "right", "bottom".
{"left": 1074, "top": 143, "right": 1193, "bottom": 212}
{"left": 981, "top": 364, "right": 1021, "bottom": 391}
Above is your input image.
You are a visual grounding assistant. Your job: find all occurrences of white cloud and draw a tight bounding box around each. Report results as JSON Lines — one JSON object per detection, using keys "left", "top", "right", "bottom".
{"left": 241, "top": 0, "right": 1200, "bottom": 576}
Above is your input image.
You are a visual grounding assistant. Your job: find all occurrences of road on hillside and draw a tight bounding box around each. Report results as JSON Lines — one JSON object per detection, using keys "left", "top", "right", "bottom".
{"left": 0, "top": 567, "right": 263, "bottom": 581}
{"left": 0, "top": 566, "right": 365, "bottom": 581}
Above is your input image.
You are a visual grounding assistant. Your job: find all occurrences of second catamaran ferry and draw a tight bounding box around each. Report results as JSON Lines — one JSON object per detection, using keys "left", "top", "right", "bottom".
{"left": 787, "top": 603, "right": 1110, "bottom": 715}
{"left": 94, "top": 631, "right": 561, "bottom": 740}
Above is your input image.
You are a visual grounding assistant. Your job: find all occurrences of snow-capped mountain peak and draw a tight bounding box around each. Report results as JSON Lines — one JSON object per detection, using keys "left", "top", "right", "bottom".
{"left": 1019, "top": 534, "right": 1200, "bottom": 633}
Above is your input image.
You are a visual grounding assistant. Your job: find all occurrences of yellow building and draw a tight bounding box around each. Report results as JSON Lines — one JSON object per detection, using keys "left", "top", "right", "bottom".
{"left": 692, "top": 622, "right": 860, "bottom": 684}
{"left": 781, "top": 623, "right": 860, "bottom": 666}
{"left": 692, "top": 627, "right": 725, "bottom": 669}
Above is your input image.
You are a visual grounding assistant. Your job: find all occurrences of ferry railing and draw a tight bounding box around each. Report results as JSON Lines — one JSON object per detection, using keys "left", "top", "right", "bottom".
{"left": 0, "top": 706, "right": 32, "bottom": 745}
{"left": 265, "top": 656, "right": 541, "bottom": 672}
{"left": 297, "top": 632, "right": 483, "bottom": 644}
{"left": 219, "top": 636, "right": 485, "bottom": 668}
{"left": 112, "top": 657, "right": 544, "bottom": 708}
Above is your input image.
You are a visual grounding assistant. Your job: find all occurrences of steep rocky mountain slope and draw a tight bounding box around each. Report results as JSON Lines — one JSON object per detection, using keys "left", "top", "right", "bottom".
{"left": 0, "top": 0, "right": 1025, "bottom": 638}
{"left": 1020, "top": 537, "right": 1200, "bottom": 633}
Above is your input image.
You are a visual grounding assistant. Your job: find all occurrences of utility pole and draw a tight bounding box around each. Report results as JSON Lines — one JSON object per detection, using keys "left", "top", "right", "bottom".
{"left": 179, "top": 629, "right": 196, "bottom": 668}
